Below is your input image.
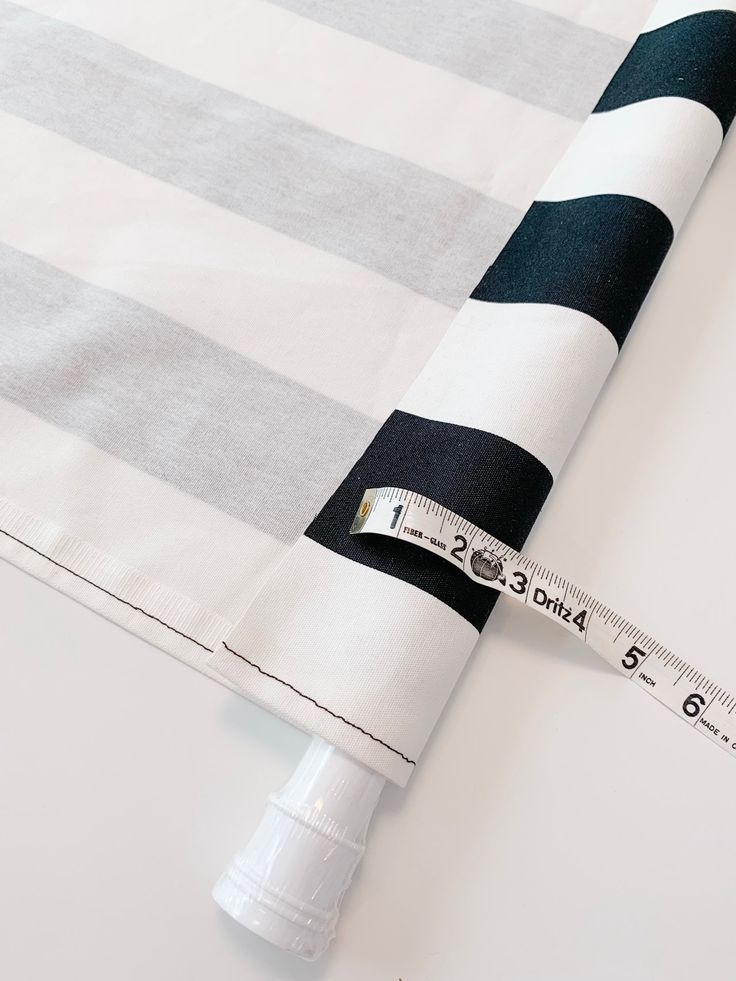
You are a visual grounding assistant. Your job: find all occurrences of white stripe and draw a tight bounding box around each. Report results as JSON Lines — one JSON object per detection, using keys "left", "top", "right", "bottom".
{"left": 0, "top": 112, "right": 450, "bottom": 420}
{"left": 210, "top": 536, "right": 479, "bottom": 786}
{"left": 538, "top": 97, "right": 724, "bottom": 231}
{"left": 643, "top": 0, "right": 736, "bottom": 32}
{"left": 16, "top": 0, "right": 578, "bottom": 207}
{"left": 398, "top": 300, "right": 619, "bottom": 478}
{"left": 0, "top": 399, "right": 286, "bottom": 623}
{"left": 518, "top": 0, "right": 655, "bottom": 40}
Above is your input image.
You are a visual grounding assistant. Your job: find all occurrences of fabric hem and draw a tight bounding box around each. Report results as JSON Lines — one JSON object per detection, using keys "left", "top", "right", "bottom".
{"left": 0, "top": 493, "right": 415, "bottom": 784}
{"left": 0, "top": 494, "right": 232, "bottom": 683}
{"left": 208, "top": 639, "right": 415, "bottom": 786}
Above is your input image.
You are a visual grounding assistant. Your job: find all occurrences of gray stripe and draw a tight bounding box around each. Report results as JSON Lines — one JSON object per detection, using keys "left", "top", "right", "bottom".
{"left": 272, "top": 0, "right": 629, "bottom": 120}
{"left": 0, "top": 244, "right": 380, "bottom": 543}
{"left": 0, "top": 2, "right": 521, "bottom": 309}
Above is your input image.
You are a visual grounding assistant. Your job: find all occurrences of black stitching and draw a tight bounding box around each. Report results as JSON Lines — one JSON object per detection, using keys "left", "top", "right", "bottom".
{"left": 1, "top": 524, "right": 415, "bottom": 767}
{"left": 222, "top": 641, "right": 416, "bottom": 766}
{"left": 0, "top": 526, "right": 212, "bottom": 652}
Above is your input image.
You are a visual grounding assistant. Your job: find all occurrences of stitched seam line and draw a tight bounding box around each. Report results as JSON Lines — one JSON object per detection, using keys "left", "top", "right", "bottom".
{"left": 1, "top": 524, "right": 415, "bottom": 767}
{"left": 222, "top": 641, "right": 416, "bottom": 766}
{"left": 0, "top": 526, "right": 212, "bottom": 652}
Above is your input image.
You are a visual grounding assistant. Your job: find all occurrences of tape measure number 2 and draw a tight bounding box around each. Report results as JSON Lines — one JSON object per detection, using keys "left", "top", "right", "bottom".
{"left": 351, "top": 487, "right": 736, "bottom": 762}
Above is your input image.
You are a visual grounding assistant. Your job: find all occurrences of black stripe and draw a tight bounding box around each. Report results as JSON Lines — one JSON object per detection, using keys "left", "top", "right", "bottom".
{"left": 594, "top": 11, "right": 736, "bottom": 134}
{"left": 470, "top": 195, "right": 673, "bottom": 348}
{"left": 305, "top": 411, "right": 552, "bottom": 632}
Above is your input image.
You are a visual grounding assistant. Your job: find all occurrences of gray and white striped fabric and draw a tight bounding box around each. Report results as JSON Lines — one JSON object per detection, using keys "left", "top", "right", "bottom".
{"left": 211, "top": 0, "right": 736, "bottom": 784}
{"left": 0, "top": 1, "right": 650, "bottom": 666}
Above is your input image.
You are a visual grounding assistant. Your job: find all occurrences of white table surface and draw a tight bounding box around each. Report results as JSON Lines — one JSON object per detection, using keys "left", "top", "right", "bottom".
{"left": 1, "top": 133, "right": 735, "bottom": 981}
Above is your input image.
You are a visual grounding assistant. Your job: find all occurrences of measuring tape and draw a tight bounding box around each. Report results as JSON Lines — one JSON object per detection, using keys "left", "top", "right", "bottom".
{"left": 351, "top": 487, "right": 736, "bottom": 761}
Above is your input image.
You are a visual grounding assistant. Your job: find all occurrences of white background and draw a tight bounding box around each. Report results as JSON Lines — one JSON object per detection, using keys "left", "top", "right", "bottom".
{"left": 1, "top": 133, "right": 735, "bottom": 981}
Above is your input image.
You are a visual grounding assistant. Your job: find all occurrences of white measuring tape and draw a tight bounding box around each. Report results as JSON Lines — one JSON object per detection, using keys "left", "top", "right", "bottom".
{"left": 351, "top": 487, "right": 736, "bottom": 761}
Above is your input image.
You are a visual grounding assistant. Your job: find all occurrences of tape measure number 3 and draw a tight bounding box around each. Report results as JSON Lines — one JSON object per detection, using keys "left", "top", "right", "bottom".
{"left": 351, "top": 487, "right": 736, "bottom": 762}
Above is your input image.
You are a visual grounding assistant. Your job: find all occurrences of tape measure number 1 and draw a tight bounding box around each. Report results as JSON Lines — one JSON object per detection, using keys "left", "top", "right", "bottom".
{"left": 351, "top": 487, "right": 736, "bottom": 762}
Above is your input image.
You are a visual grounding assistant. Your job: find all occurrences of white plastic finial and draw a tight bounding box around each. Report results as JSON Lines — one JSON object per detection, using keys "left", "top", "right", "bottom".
{"left": 212, "top": 738, "right": 385, "bottom": 960}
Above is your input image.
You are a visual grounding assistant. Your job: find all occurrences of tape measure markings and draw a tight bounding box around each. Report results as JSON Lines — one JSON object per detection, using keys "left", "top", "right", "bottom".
{"left": 350, "top": 487, "right": 736, "bottom": 761}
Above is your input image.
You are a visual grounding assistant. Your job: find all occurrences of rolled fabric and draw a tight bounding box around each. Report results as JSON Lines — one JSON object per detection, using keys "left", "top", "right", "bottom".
{"left": 210, "top": 0, "right": 736, "bottom": 786}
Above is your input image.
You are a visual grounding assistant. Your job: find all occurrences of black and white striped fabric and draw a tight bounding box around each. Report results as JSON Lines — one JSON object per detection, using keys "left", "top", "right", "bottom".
{"left": 212, "top": 0, "right": 736, "bottom": 785}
